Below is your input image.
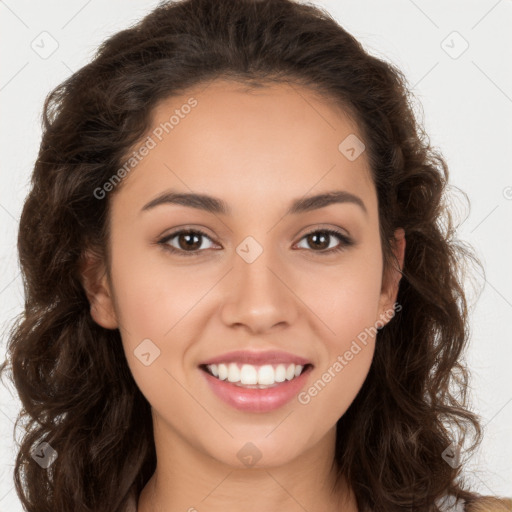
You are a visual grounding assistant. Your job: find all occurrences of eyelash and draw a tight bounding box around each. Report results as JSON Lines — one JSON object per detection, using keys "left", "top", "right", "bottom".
{"left": 157, "top": 228, "right": 354, "bottom": 257}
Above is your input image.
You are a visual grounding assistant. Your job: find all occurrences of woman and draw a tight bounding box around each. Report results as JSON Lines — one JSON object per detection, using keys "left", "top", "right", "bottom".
{"left": 1, "top": 0, "right": 510, "bottom": 510}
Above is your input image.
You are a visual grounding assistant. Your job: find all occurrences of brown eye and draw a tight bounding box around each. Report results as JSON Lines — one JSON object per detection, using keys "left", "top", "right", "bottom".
{"left": 296, "top": 229, "right": 353, "bottom": 254}
{"left": 305, "top": 232, "right": 330, "bottom": 250}
{"left": 175, "top": 231, "right": 203, "bottom": 251}
{"left": 158, "top": 229, "right": 216, "bottom": 256}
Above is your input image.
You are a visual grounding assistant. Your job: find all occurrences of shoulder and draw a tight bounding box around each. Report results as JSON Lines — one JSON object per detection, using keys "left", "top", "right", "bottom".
{"left": 437, "top": 494, "right": 512, "bottom": 512}
{"left": 464, "top": 496, "right": 512, "bottom": 512}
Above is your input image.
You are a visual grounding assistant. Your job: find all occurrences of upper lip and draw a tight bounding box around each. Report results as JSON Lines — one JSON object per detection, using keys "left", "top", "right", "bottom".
{"left": 199, "top": 350, "right": 312, "bottom": 367}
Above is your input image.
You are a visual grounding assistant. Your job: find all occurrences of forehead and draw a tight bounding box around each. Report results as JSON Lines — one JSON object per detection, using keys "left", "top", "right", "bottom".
{"left": 112, "top": 79, "right": 376, "bottom": 217}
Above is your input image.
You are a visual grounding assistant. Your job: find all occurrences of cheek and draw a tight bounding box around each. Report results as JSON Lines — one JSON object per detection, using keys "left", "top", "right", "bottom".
{"left": 109, "top": 254, "right": 203, "bottom": 401}
{"left": 109, "top": 242, "right": 208, "bottom": 337}
{"left": 299, "top": 341, "right": 375, "bottom": 431}
{"left": 297, "top": 274, "right": 380, "bottom": 424}
{"left": 108, "top": 246, "right": 220, "bottom": 396}
{"left": 295, "top": 249, "right": 382, "bottom": 417}
{"left": 304, "top": 247, "right": 384, "bottom": 340}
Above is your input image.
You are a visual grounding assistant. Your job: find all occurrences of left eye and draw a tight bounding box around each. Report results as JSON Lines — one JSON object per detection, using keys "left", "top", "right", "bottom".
{"left": 157, "top": 228, "right": 353, "bottom": 256}
{"left": 295, "top": 229, "right": 353, "bottom": 253}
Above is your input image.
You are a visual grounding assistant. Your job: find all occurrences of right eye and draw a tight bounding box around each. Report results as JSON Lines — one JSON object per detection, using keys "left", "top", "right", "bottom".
{"left": 157, "top": 229, "right": 218, "bottom": 256}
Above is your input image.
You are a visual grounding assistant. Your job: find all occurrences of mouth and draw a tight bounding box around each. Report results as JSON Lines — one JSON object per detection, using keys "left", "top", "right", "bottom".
{"left": 199, "top": 362, "right": 313, "bottom": 388}
{"left": 198, "top": 362, "right": 314, "bottom": 412}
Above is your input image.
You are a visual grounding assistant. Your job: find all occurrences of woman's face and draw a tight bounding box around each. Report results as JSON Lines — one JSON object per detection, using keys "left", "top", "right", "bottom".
{"left": 84, "top": 80, "right": 404, "bottom": 469}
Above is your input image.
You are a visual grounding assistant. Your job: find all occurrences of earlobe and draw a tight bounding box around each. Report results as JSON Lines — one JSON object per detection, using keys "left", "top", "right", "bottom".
{"left": 79, "top": 248, "right": 118, "bottom": 330}
{"left": 377, "top": 228, "right": 406, "bottom": 326}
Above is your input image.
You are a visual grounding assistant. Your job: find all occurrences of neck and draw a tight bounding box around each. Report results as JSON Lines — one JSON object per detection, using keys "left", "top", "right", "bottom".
{"left": 137, "top": 420, "right": 357, "bottom": 512}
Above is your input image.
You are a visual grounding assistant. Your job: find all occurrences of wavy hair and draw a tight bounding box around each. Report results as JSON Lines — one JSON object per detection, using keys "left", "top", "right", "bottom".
{"left": 1, "top": 0, "right": 509, "bottom": 510}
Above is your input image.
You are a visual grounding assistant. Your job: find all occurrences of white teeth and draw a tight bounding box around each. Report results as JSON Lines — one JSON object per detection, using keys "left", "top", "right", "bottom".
{"left": 227, "top": 363, "right": 241, "bottom": 383}
{"left": 274, "top": 364, "right": 286, "bottom": 383}
{"left": 240, "top": 364, "right": 258, "bottom": 385}
{"left": 258, "top": 365, "right": 275, "bottom": 385}
{"left": 205, "top": 362, "right": 306, "bottom": 386}
{"left": 218, "top": 363, "right": 228, "bottom": 380}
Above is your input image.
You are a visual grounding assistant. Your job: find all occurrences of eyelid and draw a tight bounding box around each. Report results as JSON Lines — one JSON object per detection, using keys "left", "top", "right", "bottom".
{"left": 296, "top": 223, "right": 351, "bottom": 239}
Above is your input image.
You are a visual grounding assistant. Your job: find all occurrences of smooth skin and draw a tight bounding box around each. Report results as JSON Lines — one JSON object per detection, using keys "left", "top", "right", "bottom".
{"left": 81, "top": 80, "right": 406, "bottom": 512}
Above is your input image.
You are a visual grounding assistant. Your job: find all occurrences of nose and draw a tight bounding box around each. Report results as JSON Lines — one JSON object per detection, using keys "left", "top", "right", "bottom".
{"left": 219, "top": 242, "right": 299, "bottom": 334}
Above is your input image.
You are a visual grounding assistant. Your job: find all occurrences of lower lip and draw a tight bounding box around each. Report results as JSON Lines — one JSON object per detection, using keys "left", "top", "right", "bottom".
{"left": 200, "top": 365, "right": 313, "bottom": 412}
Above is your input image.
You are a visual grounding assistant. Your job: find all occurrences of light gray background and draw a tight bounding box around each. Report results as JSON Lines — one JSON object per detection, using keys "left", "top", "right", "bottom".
{"left": 1, "top": 1, "right": 511, "bottom": 510}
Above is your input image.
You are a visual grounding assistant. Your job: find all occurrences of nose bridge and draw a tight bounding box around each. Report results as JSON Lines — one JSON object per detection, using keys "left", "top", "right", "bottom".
{"left": 220, "top": 233, "right": 298, "bottom": 331}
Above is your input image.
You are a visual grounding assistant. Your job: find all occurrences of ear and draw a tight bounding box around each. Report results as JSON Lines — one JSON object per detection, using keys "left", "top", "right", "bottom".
{"left": 79, "top": 248, "right": 118, "bottom": 330}
{"left": 377, "top": 227, "right": 406, "bottom": 326}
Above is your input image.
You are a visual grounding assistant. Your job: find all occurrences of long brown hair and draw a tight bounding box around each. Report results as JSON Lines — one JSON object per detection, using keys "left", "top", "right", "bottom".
{"left": 1, "top": 0, "right": 508, "bottom": 510}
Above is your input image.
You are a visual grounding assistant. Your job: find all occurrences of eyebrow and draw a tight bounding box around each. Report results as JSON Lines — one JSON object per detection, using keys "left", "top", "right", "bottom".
{"left": 140, "top": 189, "right": 367, "bottom": 217}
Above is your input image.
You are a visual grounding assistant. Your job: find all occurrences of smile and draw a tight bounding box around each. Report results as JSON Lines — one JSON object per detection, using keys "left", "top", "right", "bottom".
{"left": 199, "top": 363, "right": 314, "bottom": 412}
